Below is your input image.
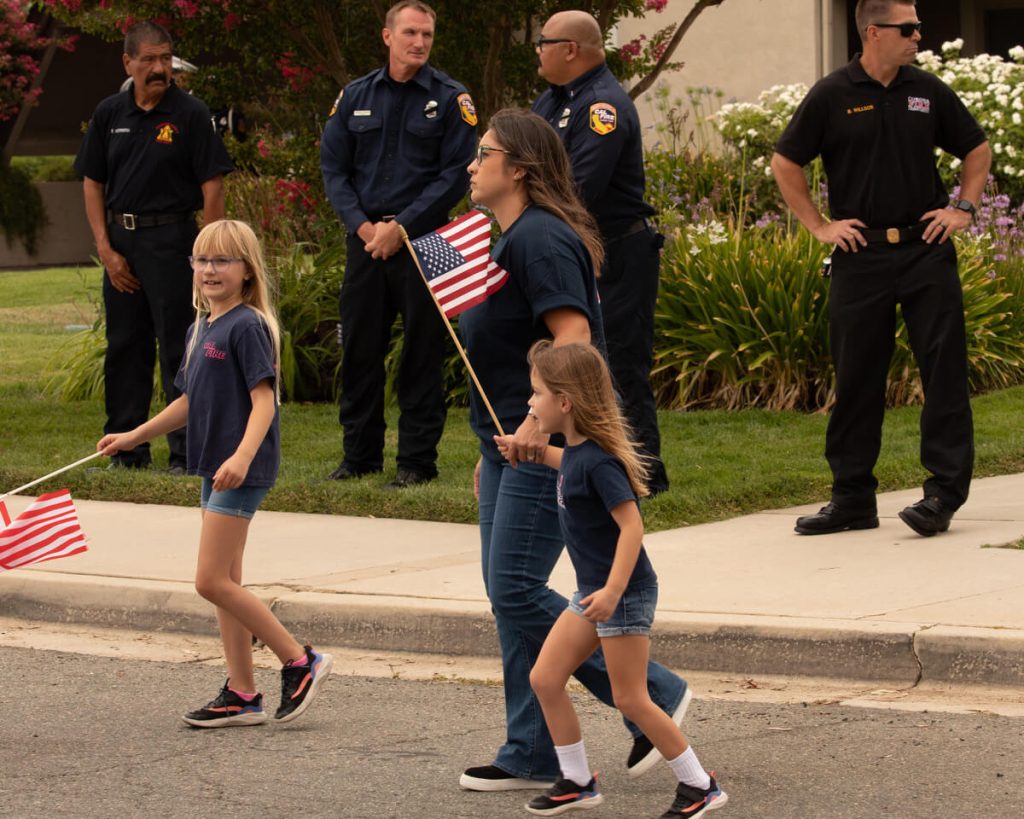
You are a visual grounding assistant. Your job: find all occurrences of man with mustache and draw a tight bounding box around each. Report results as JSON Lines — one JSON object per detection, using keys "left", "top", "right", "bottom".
{"left": 320, "top": 1, "right": 476, "bottom": 489}
{"left": 75, "top": 21, "right": 232, "bottom": 473}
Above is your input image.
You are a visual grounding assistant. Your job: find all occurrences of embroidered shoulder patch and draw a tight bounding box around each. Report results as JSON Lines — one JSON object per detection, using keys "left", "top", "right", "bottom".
{"left": 328, "top": 89, "right": 344, "bottom": 118}
{"left": 589, "top": 102, "right": 617, "bottom": 135}
{"left": 458, "top": 93, "right": 478, "bottom": 126}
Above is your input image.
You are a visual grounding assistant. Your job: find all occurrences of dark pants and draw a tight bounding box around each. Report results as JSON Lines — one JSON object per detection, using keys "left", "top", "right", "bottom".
{"left": 337, "top": 237, "right": 447, "bottom": 475}
{"left": 826, "top": 238, "right": 974, "bottom": 510}
{"left": 103, "top": 220, "right": 197, "bottom": 467}
{"left": 598, "top": 225, "right": 669, "bottom": 493}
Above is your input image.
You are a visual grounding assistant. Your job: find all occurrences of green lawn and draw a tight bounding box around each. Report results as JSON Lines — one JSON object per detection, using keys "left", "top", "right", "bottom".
{"left": 2, "top": 266, "right": 1023, "bottom": 531}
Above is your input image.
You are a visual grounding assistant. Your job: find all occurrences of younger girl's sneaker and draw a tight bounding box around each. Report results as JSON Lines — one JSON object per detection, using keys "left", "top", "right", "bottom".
{"left": 182, "top": 682, "right": 267, "bottom": 728}
{"left": 525, "top": 775, "right": 603, "bottom": 815}
{"left": 275, "top": 645, "right": 334, "bottom": 722}
{"left": 660, "top": 773, "right": 728, "bottom": 817}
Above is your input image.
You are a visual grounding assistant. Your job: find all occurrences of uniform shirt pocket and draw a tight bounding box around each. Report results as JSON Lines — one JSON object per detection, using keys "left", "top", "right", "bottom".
{"left": 347, "top": 114, "right": 383, "bottom": 167}
{"left": 404, "top": 117, "right": 444, "bottom": 162}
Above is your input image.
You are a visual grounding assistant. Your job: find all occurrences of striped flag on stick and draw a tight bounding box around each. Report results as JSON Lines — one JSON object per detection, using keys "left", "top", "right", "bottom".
{"left": 410, "top": 210, "right": 509, "bottom": 317}
{"left": 0, "top": 489, "right": 88, "bottom": 572}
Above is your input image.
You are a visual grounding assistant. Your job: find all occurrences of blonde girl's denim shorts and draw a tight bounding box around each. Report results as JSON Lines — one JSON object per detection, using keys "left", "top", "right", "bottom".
{"left": 200, "top": 478, "right": 270, "bottom": 520}
{"left": 568, "top": 583, "right": 658, "bottom": 637}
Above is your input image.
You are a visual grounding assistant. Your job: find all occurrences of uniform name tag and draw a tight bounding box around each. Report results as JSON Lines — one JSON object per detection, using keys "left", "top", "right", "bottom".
{"left": 111, "top": 127, "right": 131, "bottom": 134}
{"left": 354, "top": 109, "right": 372, "bottom": 116}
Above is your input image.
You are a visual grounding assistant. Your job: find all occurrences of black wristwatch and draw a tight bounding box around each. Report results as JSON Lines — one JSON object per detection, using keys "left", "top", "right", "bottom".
{"left": 952, "top": 199, "right": 977, "bottom": 219}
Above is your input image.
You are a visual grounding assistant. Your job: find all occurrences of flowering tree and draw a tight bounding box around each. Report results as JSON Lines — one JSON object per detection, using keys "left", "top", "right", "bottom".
{"left": 0, "top": 0, "right": 73, "bottom": 125}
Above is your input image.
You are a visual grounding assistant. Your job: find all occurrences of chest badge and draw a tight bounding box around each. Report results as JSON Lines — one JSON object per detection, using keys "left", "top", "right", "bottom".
{"left": 589, "top": 102, "right": 617, "bottom": 135}
{"left": 558, "top": 107, "right": 571, "bottom": 129}
{"left": 458, "top": 93, "right": 478, "bottom": 126}
{"left": 424, "top": 99, "right": 439, "bottom": 119}
{"left": 155, "top": 122, "right": 179, "bottom": 144}
{"left": 907, "top": 96, "right": 931, "bottom": 114}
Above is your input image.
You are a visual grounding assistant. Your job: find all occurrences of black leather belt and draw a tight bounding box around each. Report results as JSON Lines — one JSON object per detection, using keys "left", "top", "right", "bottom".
{"left": 606, "top": 219, "right": 650, "bottom": 243}
{"left": 860, "top": 221, "right": 928, "bottom": 245}
{"left": 108, "top": 211, "right": 195, "bottom": 231}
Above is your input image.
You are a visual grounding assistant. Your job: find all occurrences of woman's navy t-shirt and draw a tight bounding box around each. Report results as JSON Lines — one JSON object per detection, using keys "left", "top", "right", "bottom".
{"left": 173, "top": 304, "right": 280, "bottom": 487}
{"left": 458, "top": 205, "right": 606, "bottom": 461}
{"left": 558, "top": 439, "right": 656, "bottom": 589}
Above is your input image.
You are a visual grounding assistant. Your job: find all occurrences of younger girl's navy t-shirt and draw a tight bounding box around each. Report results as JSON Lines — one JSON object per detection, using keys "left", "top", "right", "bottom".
{"left": 557, "top": 439, "right": 656, "bottom": 589}
{"left": 173, "top": 304, "right": 280, "bottom": 487}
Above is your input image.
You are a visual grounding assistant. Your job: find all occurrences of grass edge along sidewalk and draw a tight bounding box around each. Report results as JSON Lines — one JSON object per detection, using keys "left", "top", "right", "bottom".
{"left": 3, "top": 266, "right": 1024, "bottom": 531}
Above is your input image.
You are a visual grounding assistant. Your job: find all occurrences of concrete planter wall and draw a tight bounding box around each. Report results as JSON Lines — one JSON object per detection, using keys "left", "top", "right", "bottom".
{"left": 0, "top": 181, "right": 95, "bottom": 269}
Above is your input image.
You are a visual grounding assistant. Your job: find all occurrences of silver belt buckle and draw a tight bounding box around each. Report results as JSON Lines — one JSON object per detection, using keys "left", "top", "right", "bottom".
{"left": 122, "top": 213, "right": 137, "bottom": 231}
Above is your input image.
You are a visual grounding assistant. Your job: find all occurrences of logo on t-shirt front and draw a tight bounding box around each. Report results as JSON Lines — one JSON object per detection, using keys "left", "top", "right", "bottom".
{"left": 155, "top": 122, "right": 179, "bottom": 144}
{"left": 556, "top": 473, "right": 565, "bottom": 509}
{"left": 907, "top": 96, "right": 931, "bottom": 114}
{"left": 203, "top": 341, "right": 227, "bottom": 360}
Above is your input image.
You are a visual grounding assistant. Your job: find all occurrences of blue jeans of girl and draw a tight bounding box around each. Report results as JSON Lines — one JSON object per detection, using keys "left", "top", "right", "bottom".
{"left": 478, "top": 456, "right": 687, "bottom": 781}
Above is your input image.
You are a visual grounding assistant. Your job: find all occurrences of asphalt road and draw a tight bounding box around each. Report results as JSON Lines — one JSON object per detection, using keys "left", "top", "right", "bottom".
{"left": 0, "top": 645, "right": 1021, "bottom": 818}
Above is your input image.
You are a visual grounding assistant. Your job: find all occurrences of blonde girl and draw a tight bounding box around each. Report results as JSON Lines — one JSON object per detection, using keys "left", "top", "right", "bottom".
{"left": 497, "top": 340, "right": 727, "bottom": 818}
{"left": 98, "top": 219, "right": 332, "bottom": 727}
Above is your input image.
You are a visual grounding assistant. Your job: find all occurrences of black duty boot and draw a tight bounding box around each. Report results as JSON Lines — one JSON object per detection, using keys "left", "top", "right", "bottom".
{"left": 794, "top": 502, "right": 878, "bottom": 535}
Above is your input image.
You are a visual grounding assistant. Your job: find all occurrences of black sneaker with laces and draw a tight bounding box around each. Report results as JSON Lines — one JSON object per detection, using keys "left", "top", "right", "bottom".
{"left": 660, "top": 773, "right": 728, "bottom": 817}
{"left": 525, "top": 775, "right": 603, "bottom": 816}
{"left": 794, "top": 501, "right": 878, "bottom": 535}
{"left": 275, "top": 645, "right": 334, "bottom": 722}
{"left": 459, "top": 765, "right": 554, "bottom": 792}
{"left": 182, "top": 682, "right": 266, "bottom": 728}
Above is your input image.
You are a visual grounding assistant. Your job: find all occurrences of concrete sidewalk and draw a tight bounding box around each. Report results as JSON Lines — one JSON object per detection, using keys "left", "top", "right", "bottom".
{"left": 3, "top": 474, "right": 1024, "bottom": 687}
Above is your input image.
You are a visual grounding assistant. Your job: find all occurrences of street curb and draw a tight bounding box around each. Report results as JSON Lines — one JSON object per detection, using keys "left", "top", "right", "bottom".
{"left": 2, "top": 572, "right": 1022, "bottom": 687}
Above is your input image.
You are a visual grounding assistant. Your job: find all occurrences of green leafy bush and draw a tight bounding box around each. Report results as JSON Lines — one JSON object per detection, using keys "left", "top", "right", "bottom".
{"left": 10, "top": 155, "right": 80, "bottom": 182}
{"left": 0, "top": 162, "right": 48, "bottom": 255}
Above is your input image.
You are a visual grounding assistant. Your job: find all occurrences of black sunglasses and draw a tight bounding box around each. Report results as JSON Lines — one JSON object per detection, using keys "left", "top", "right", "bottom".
{"left": 870, "top": 21, "right": 922, "bottom": 37}
{"left": 535, "top": 37, "right": 575, "bottom": 49}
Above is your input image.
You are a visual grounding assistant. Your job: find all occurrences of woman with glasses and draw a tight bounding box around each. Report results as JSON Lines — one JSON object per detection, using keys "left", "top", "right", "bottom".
{"left": 456, "top": 108, "right": 689, "bottom": 794}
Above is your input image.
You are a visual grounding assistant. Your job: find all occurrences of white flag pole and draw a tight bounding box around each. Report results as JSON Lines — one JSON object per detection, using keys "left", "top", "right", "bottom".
{"left": 0, "top": 451, "right": 103, "bottom": 500}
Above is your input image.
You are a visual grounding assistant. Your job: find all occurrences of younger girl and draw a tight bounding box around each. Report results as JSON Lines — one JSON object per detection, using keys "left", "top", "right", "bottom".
{"left": 97, "top": 219, "right": 332, "bottom": 727}
{"left": 498, "top": 340, "right": 727, "bottom": 817}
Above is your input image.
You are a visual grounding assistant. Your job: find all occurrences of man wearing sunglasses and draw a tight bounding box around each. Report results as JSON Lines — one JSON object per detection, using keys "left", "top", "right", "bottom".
{"left": 320, "top": 1, "right": 476, "bottom": 488}
{"left": 771, "top": 0, "right": 991, "bottom": 537}
{"left": 531, "top": 10, "right": 671, "bottom": 496}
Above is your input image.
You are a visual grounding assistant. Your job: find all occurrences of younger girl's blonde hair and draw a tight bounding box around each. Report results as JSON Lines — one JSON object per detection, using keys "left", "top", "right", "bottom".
{"left": 528, "top": 340, "right": 649, "bottom": 497}
{"left": 183, "top": 219, "right": 282, "bottom": 403}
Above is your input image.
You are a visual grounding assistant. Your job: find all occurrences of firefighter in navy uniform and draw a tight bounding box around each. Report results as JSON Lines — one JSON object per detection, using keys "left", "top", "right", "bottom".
{"left": 771, "top": 0, "right": 992, "bottom": 537}
{"left": 320, "top": 0, "right": 475, "bottom": 488}
{"left": 531, "top": 10, "right": 669, "bottom": 495}
{"left": 75, "top": 21, "right": 232, "bottom": 473}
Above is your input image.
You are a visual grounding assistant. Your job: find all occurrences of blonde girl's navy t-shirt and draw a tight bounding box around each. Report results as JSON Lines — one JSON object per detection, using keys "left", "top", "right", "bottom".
{"left": 557, "top": 439, "right": 656, "bottom": 589}
{"left": 458, "top": 205, "right": 606, "bottom": 462}
{"left": 173, "top": 304, "right": 280, "bottom": 487}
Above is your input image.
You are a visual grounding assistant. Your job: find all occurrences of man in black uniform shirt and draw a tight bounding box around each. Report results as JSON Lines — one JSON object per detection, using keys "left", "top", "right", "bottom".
{"left": 531, "top": 10, "right": 669, "bottom": 495}
{"left": 320, "top": 0, "right": 476, "bottom": 488}
{"left": 75, "top": 21, "right": 232, "bottom": 473}
{"left": 771, "top": 0, "right": 991, "bottom": 537}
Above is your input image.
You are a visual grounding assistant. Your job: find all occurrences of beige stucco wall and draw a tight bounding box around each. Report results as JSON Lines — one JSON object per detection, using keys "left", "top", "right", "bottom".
{"left": 617, "top": 0, "right": 828, "bottom": 143}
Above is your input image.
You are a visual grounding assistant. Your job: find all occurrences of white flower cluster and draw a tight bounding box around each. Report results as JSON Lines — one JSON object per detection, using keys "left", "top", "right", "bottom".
{"left": 685, "top": 219, "right": 730, "bottom": 253}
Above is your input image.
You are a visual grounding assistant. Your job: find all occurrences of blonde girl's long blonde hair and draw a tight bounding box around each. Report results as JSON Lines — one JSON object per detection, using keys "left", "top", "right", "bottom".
{"left": 182, "top": 219, "right": 282, "bottom": 403}
{"left": 528, "top": 340, "right": 649, "bottom": 497}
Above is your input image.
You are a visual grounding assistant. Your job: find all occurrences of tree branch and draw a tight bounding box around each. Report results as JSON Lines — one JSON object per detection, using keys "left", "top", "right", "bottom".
{"left": 628, "top": 0, "right": 727, "bottom": 100}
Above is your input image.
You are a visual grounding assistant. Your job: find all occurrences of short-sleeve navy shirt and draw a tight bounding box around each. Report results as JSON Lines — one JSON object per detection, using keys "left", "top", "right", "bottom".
{"left": 74, "top": 82, "right": 233, "bottom": 214}
{"left": 458, "top": 206, "right": 606, "bottom": 460}
{"left": 320, "top": 64, "right": 476, "bottom": 240}
{"left": 173, "top": 305, "right": 280, "bottom": 487}
{"left": 532, "top": 64, "right": 654, "bottom": 237}
{"left": 558, "top": 439, "right": 656, "bottom": 589}
{"left": 775, "top": 57, "right": 986, "bottom": 227}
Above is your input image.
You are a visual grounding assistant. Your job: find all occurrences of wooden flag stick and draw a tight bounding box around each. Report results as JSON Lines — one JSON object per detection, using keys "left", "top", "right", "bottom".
{"left": 0, "top": 451, "right": 103, "bottom": 500}
{"left": 401, "top": 234, "right": 506, "bottom": 437}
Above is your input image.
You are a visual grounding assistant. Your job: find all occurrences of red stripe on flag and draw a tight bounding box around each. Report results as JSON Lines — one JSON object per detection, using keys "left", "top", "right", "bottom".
{"left": 0, "top": 489, "right": 89, "bottom": 572}
{"left": 0, "top": 501, "right": 9, "bottom": 526}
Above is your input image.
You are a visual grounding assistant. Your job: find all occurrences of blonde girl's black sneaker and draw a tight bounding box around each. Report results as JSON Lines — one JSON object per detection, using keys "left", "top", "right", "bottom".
{"left": 275, "top": 645, "right": 334, "bottom": 722}
{"left": 525, "top": 776, "right": 603, "bottom": 816}
{"left": 660, "top": 773, "right": 728, "bottom": 817}
{"left": 182, "top": 682, "right": 267, "bottom": 728}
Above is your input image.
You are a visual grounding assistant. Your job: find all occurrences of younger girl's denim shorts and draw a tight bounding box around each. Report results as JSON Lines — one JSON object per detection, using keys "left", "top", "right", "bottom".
{"left": 200, "top": 478, "right": 270, "bottom": 520}
{"left": 568, "top": 583, "right": 658, "bottom": 637}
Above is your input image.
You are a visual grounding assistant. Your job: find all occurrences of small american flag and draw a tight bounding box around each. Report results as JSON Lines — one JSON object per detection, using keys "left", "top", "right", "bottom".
{"left": 0, "top": 489, "right": 88, "bottom": 572}
{"left": 411, "top": 210, "right": 508, "bottom": 317}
